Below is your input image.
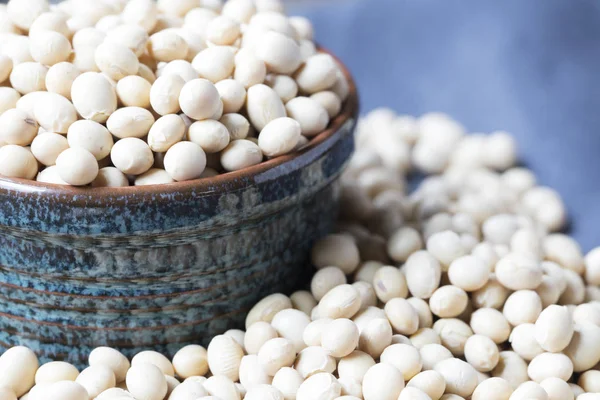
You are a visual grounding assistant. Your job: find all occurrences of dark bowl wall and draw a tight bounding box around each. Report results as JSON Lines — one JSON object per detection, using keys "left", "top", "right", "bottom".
{"left": 0, "top": 85, "right": 358, "bottom": 367}
{"left": 290, "top": 0, "right": 600, "bottom": 250}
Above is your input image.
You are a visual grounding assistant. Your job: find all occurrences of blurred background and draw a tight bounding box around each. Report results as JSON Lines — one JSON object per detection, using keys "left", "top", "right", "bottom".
{"left": 287, "top": 0, "right": 600, "bottom": 250}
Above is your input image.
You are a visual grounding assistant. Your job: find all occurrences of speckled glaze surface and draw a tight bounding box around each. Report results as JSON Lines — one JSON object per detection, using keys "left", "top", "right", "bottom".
{"left": 0, "top": 61, "right": 358, "bottom": 366}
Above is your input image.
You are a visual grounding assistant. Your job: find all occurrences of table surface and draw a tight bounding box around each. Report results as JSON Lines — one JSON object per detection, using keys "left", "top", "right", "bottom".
{"left": 290, "top": 0, "right": 600, "bottom": 251}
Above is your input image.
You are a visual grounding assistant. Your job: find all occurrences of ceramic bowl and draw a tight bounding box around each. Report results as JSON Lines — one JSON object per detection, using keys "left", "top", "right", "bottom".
{"left": 0, "top": 57, "right": 358, "bottom": 366}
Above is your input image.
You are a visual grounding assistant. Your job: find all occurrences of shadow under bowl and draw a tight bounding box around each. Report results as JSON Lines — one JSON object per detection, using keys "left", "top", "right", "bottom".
{"left": 0, "top": 57, "right": 359, "bottom": 366}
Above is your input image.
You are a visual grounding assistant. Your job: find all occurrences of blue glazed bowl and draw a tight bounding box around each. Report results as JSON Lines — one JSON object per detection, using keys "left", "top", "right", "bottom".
{"left": 0, "top": 59, "right": 358, "bottom": 366}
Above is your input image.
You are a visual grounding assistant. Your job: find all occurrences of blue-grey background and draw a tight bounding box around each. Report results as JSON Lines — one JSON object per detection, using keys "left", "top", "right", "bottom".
{"left": 289, "top": 0, "right": 600, "bottom": 251}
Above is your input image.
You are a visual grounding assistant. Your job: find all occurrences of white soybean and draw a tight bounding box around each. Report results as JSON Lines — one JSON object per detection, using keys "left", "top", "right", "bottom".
{"left": 432, "top": 319, "right": 473, "bottom": 357}
{"left": 534, "top": 305, "right": 573, "bottom": 352}
{"left": 172, "top": 344, "right": 208, "bottom": 379}
{"left": 220, "top": 113, "right": 250, "bottom": 140}
{"left": 234, "top": 50, "right": 267, "bottom": 88}
{"left": 509, "top": 381, "right": 548, "bottom": 400}
{"left": 55, "top": 147, "right": 99, "bottom": 186}
{"left": 135, "top": 168, "right": 175, "bottom": 185}
{"left": 294, "top": 346, "right": 336, "bottom": 378}
{"left": 495, "top": 252, "right": 543, "bottom": 290}
{"left": 464, "top": 335, "right": 499, "bottom": 372}
{"left": 188, "top": 119, "right": 231, "bottom": 153}
{"left": 206, "top": 334, "right": 244, "bottom": 382}
{"left": 448, "top": 255, "right": 490, "bottom": 291}
{"left": 290, "top": 290, "right": 318, "bottom": 315}
{"left": 426, "top": 231, "right": 467, "bottom": 270}
{"left": 563, "top": 322, "right": 600, "bottom": 372}
{"left": 147, "top": 114, "right": 186, "bottom": 153}
{"left": 168, "top": 380, "right": 208, "bottom": 400}
{"left": 116, "top": 76, "right": 151, "bottom": 108}
{"left": 245, "top": 322, "right": 279, "bottom": 355}
{"left": 107, "top": 107, "right": 155, "bottom": 139}
{"left": 10, "top": 62, "right": 48, "bottom": 94}
{"left": 380, "top": 343, "right": 423, "bottom": 381}
{"left": 0, "top": 108, "right": 38, "bottom": 146}
{"left": 179, "top": 78, "right": 222, "bottom": 121}
{"left": 491, "top": 351, "right": 529, "bottom": 389}
{"left": 471, "top": 377, "right": 514, "bottom": 400}
{"left": 246, "top": 83, "right": 286, "bottom": 131}
{"left": 89, "top": 347, "right": 130, "bottom": 383}
{"left": 215, "top": 79, "right": 246, "bottom": 114}
{"left": 385, "top": 298, "right": 419, "bottom": 335}
{"left": 272, "top": 367, "right": 303, "bottom": 400}
{"left": 203, "top": 375, "right": 240, "bottom": 400}
{"left": 508, "top": 323, "right": 544, "bottom": 361}
{"left": 285, "top": 96, "right": 330, "bottom": 137}
{"left": 358, "top": 317, "right": 393, "bottom": 359}
{"left": 503, "top": 290, "right": 542, "bottom": 326}
{"left": 539, "top": 377, "right": 573, "bottom": 400}
{"left": 150, "top": 74, "right": 185, "bottom": 116}
{"left": 164, "top": 141, "right": 207, "bottom": 181}
{"left": 429, "top": 286, "right": 468, "bottom": 318}
{"left": 362, "top": 363, "right": 405, "bottom": 400}
{"left": 255, "top": 30, "right": 302, "bottom": 75}
{"left": 311, "top": 91, "right": 342, "bottom": 119}
{"left": 407, "top": 370, "right": 446, "bottom": 400}
{"left": 271, "top": 308, "right": 310, "bottom": 353}
{"left": 149, "top": 30, "right": 188, "bottom": 63}
{"left": 311, "top": 234, "right": 361, "bottom": 274}
{"left": 0, "top": 87, "right": 20, "bottom": 114}
{"left": 29, "top": 30, "right": 71, "bottom": 66}
{"left": 527, "top": 352, "right": 573, "bottom": 383}
{"left": 91, "top": 167, "right": 130, "bottom": 187}
{"left": 387, "top": 227, "right": 424, "bottom": 263}
{"left": 68, "top": 120, "right": 113, "bottom": 161}
{"left": 258, "top": 338, "right": 296, "bottom": 376}
{"left": 0, "top": 54, "right": 12, "bottom": 83}
{"left": 321, "top": 318, "right": 359, "bottom": 358}
{"left": 45, "top": 381, "right": 89, "bottom": 400}
{"left": 71, "top": 72, "right": 117, "bottom": 123}
{"left": 110, "top": 137, "right": 154, "bottom": 175}
{"left": 94, "top": 41, "right": 139, "bottom": 81}
{"left": 434, "top": 358, "right": 478, "bottom": 398}
{"left": 245, "top": 293, "right": 292, "bottom": 328}
{"left": 238, "top": 355, "right": 272, "bottom": 390}
{"left": 125, "top": 363, "right": 167, "bottom": 400}
{"left": 75, "top": 365, "right": 116, "bottom": 398}
{"left": 319, "top": 284, "right": 362, "bottom": 319}
{"left": 295, "top": 53, "right": 337, "bottom": 94}
{"left": 257, "top": 117, "right": 301, "bottom": 157}
{"left": 192, "top": 46, "right": 235, "bottom": 83}
{"left": 46, "top": 62, "right": 80, "bottom": 100}
{"left": 220, "top": 139, "right": 263, "bottom": 171}
{"left": 470, "top": 308, "right": 511, "bottom": 344}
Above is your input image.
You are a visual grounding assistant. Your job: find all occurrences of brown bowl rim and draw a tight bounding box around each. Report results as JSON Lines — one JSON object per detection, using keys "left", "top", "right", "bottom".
{"left": 0, "top": 48, "right": 358, "bottom": 200}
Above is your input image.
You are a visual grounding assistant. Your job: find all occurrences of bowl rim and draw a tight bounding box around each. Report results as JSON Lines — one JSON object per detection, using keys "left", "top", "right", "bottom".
{"left": 0, "top": 48, "right": 358, "bottom": 200}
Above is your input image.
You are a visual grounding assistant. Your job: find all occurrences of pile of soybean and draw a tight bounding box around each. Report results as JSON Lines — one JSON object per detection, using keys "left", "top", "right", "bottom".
{"left": 0, "top": 0, "right": 348, "bottom": 187}
{"left": 2, "top": 109, "right": 600, "bottom": 400}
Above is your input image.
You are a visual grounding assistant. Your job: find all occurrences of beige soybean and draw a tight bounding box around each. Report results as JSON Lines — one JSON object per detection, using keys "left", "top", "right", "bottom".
{"left": 509, "top": 381, "right": 548, "bottom": 400}
{"left": 491, "top": 351, "right": 529, "bottom": 389}
{"left": 245, "top": 293, "right": 292, "bottom": 328}
{"left": 110, "top": 138, "right": 154, "bottom": 175}
{"left": 539, "top": 377, "right": 573, "bottom": 400}
{"left": 71, "top": 72, "right": 117, "bottom": 123}
{"left": 172, "top": 344, "right": 208, "bottom": 379}
{"left": 503, "top": 290, "right": 542, "bottom": 326}
{"left": 55, "top": 148, "right": 99, "bottom": 186}
{"left": 164, "top": 140, "right": 207, "bottom": 181}
{"left": 290, "top": 290, "right": 317, "bottom": 315}
{"left": 179, "top": 78, "right": 222, "bottom": 121}
{"left": 116, "top": 76, "right": 151, "bottom": 108}
{"left": 543, "top": 233, "right": 584, "bottom": 274}
{"left": 33, "top": 92, "right": 77, "bottom": 134}
{"left": 45, "top": 381, "right": 89, "bottom": 400}
{"left": 407, "top": 370, "right": 446, "bottom": 400}
{"left": 429, "top": 286, "right": 468, "bottom": 318}
{"left": 206, "top": 334, "right": 243, "bottom": 382}
{"left": 255, "top": 30, "right": 302, "bottom": 75}
{"left": 75, "top": 365, "right": 116, "bottom": 398}
{"left": 150, "top": 74, "right": 185, "bottom": 116}
{"left": 319, "top": 284, "right": 362, "bottom": 319}
{"left": 373, "top": 265, "right": 409, "bottom": 302}
{"left": 91, "top": 167, "right": 130, "bottom": 188}
{"left": 246, "top": 83, "right": 286, "bottom": 131}
{"left": 578, "top": 370, "right": 600, "bottom": 393}
{"left": 35, "top": 361, "right": 79, "bottom": 385}
{"left": 245, "top": 321, "right": 279, "bottom": 355}
{"left": 432, "top": 318, "right": 473, "bottom": 357}
{"left": 220, "top": 113, "right": 250, "bottom": 140}
{"left": 311, "top": 91, "right": 342, "bottom": 119}
{"left": 387, "top": 227, "right": 424, "bottom": 263}
{"left": 295, "top": 372, "right": 340, "bottom": 400}
{"left": 471, "top": 276, "right": 510, "bottom": 310}
{"left": 381, "top": 343, "right": 423, "bottom": 381}
{"left": 448, "top": 255, "right": 490, "bottom": 292}
{"left": 419, "top": 344, "right": 453, "bottom": 371}
{"left": 104, "top": 25, "right": 148, "bottom": 57}
{"left": 264, "top": 74, "right": 298, "bottom": 104}
{"left": 135, "top": 168, "right": 175, "bottom": 185}
{"left": 353, "top": 281, "right": 378, "bottom": 310}
{"left": 358, "top": 317, "right": 393, "bottom": 358}
{"left": 385, "top": 298, "right": 419, "bottom": 335}
{"left": 295, "top": 53, "right": 338, "bottom": 94}
{"left": 434, "top": 358, "right": 478, "bottom": 398}
{"left": 286, "top": 96, "right": 330, "bottom": 137}
{"left": 220, "top": 139, "right": 263, "bottom": 171}
{"left": 534, "top": 305, "right": 573, "bottom": 352}
{"left": 0, "top": 88, "right": 20, "bottom": 114}
{"left": 258, "top": 117, "right": 301, "bottom": 157}
{"left": 188, "top": 119, "right": 231, "bottom": 153}
{"left": 258, "top": 338, "right": 296, "bottom": 376}
{"left": 89, "top": 346, "right": 130, "bottom": 383}
{"left": 294, "top": 346, "right": 336, "bottom": 378}
{"left": 125, "top": 363, "right": 167, "bottom": 400}
{"left": 471, "top": 377, "right": 514, "bottom": 400}
{"left": 470, "top": 308, "right": 511, "bottom": 344}
{"left": 107, "top": 107, "right": 155, "bottom": 139}
{"left": 238, "top": 354, "right": 272, "bottom": 390}
{"left": 158, "top": 60, "right": 197, "bottom": 83}
{"left": 585, "top": 247, "right": 600, "bottom": 285}
{"left": 10, "top": 62, "right": 48, "bottom": 94}
{"left": 495, "top": 252, "right": 543, "bottom": 290}
{"left": 0, "top": 53, "right": 13, "bottom": 83}
{"left": 215, "top": 79, "right": 246, "bottom": 114}
{"left": 563, "top": 322, "right": 600, "bottom": 372}
{"left": 234, "top": 50, "right": 267, "bottom": 89}
{"left": 94, "top": 41, "right": 139, "bottom": 81}
{"left": 426, "top": 231, "right": 467, "bottom": 270}
{"left": 148, "top": 30, "right": 188, "bottom": 63}
{"left": 271, "top": 308, "right": 311, "bottom": 353}
{"left": 559, "top": 269, "right": 586, "bottom": 305}
{"left": 29, "top": 30, "right": 71, "bottom": 66}
{"left": 272, "top": 367, "right": 303, "bottom": 400}
{"left": 203, "top": 374, "right": 240, "bottom": 400}
{"left": 67, "top": 120, "right": 113, "bottom": 161}
{"left": 407, "top": 297, "right": 434, "bottom": 329}
{"left": 508, "top": 323, "right": 544, "bottom": 361}
{"left": 0, "top": 108, "right": 38, "bottom": 146}
{"left": 206, "top": 15, "right": 240, "bottom": 45}
{"left": 410, "top": 328, "right": 441, "bottom": 349}
{"left": 338, "top": 350, "right": 375, "bottom": 384}
{"left": 527, "top": 352, "right": 573, "bottom": 383}
{"left": 131, "top": 351, "right": 174, "bottom": 377}
{"left": 147, "top": 114, "right": 186, "bottom": 153}
{"left": 192, "top": 46, "right": 235, "bottom": 84}
{"left": 311, "top": 234, "right": 360, "bottom": 274}
{"left": 321, "top": 318, "right": 359, "bottom": 358}
{"left": 168, "top": 380, "right": 208, "bottom": 400}
{"left": 464, "top": 335, "right": 499, "bottom": 372}
{"left": 46, "top": 62, "right": 80, "bottom": 100}
{"left": 362, "top": 363, "right": 405, "bottom": 400}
